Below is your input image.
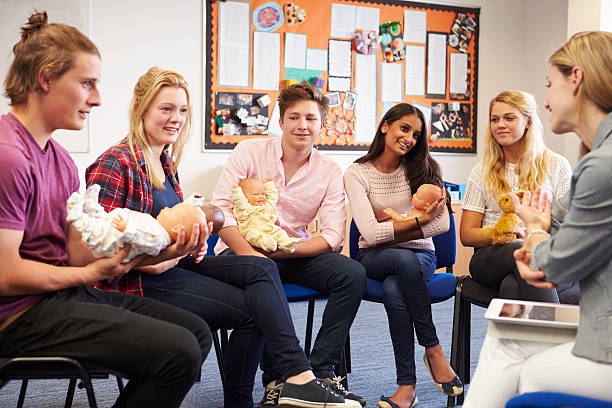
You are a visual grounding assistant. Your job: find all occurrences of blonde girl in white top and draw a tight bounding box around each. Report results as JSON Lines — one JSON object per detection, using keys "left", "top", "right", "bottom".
{"left": 460, "top": 90, "right": 572, "bottom": 302}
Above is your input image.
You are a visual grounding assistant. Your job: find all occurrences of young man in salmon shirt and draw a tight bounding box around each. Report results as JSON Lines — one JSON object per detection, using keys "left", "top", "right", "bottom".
{"left": 211, "top": 82, "right": 367, "bottom": 407}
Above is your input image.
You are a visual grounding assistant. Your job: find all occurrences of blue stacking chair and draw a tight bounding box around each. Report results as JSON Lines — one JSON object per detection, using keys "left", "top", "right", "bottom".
{"left": 348, "top": 211, "right": 460, "bottom": 408}
{"left": 506, "top": 392, "right": 612, "bottom": 408}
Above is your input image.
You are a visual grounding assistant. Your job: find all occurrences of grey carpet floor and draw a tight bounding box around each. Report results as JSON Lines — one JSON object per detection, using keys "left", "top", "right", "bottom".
{"left": 0, "top": 298, "right": 487, "bottom": 408}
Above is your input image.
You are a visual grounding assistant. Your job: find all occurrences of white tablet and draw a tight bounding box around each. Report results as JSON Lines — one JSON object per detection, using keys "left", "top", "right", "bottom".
{"left": 485, "top": 298, "right": 579, "bottom": 329}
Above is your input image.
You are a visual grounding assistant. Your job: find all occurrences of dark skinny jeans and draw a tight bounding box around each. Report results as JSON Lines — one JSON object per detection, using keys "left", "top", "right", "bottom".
{"left": 358, "top": 247, "right": 439, "bottom": 385}
{"left": 141, "top": 255, "right": 311, "bottom": 408}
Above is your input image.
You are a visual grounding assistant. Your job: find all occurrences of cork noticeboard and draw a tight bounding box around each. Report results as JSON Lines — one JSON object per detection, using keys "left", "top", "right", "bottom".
{"left": 204, "top": 0, "right": 480, "bottom": 153}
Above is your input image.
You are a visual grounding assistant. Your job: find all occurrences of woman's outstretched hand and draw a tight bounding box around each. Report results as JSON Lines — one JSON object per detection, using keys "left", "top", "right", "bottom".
{"left": 510, "top": 187, "right": 552, "bottom": 232}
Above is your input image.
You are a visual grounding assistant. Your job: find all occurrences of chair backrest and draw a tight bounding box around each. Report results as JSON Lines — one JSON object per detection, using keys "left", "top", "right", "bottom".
{"left": 349, "top": 210, "right": 456, "bottom": 271}
{"left": 206, "top": 234, "right": 219, "bottom": 256}
{"left": 433, "top": 211, "right": 456, "bottom": 271}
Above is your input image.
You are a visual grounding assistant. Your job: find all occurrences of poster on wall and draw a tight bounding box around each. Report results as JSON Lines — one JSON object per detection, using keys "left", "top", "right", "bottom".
{"left": 204, "top": 0, "right": 479, "bottom": 153}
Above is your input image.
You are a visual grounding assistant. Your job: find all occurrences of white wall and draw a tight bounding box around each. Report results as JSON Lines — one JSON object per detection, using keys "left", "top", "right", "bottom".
{"left": 602, "top": 0, "right": 612, "bottom": 32}
{"left": 1, "top": 0, "right": 571, "bottom": 197}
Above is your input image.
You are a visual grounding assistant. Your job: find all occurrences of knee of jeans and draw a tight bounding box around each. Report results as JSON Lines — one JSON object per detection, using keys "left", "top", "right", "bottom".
{"left": 171, "top": 328, "right": 206, "bottom": 381}
{"left": 381, "top": 276, "right": 403, "bottom": 305}
{"left": 500, "top": 274, "right": 521, "bottom": 299}
{"left": 345, "top": 261, "right": 367, "bottom": 292}
{"left": 389, "top": 252, "right": 422, "bottom": 283}
{"left": 252, "top": 257, "right": 281, "bottom": 278}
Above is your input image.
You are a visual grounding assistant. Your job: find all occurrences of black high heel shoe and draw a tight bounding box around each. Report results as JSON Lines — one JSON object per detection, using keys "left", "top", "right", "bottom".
{"left": 377, "top": 394, "right": 418, "bottom": 408}
{"left": 423, "top": 354, "right": 464, "bottom": 397}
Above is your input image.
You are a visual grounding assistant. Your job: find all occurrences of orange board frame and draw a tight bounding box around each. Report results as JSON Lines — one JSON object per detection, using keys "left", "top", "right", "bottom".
{"left": 204, "top": 0, "right": 480, "bottom": 153}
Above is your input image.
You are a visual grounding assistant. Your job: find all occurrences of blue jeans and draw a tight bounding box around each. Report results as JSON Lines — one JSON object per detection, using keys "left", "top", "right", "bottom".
{"left": 141, "top": 255, "right": 310, "bottom": 408}
{"left": 358, "top": 247, "right": 439, "bottom": 385}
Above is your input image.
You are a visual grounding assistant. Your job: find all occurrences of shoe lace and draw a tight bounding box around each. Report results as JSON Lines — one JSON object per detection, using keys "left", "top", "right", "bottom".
{"left": 317, "top": 379, "right": 341, "bottom": 402}
{"left": 327, "top": 374, "right": 349, "bottom": 395}
{"left": 262, "top": 383, "right": 283, "bottom": 405}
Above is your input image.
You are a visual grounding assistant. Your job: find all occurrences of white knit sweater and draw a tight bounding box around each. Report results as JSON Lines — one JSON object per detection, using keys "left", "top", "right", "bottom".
{"left": 343, "top": 161, "right": 450, "bottom": 251}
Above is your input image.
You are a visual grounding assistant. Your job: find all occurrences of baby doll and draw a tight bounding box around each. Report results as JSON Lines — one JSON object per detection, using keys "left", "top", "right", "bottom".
{"left": 383, "top": 184, "right": 443, "bottom": 221}
{"left": 232, "top": 178, "right": 301, "bottom": 252}
{"left": 67, "top": 184, "right": 209, "bottom": 262}
{"left": 185, "top": 193, "right": 225, "bottom": 234}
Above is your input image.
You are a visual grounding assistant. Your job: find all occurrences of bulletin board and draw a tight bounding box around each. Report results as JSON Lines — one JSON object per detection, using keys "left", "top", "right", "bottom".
{"left": 204, "top": 0, "right": 480, "bottom": 153}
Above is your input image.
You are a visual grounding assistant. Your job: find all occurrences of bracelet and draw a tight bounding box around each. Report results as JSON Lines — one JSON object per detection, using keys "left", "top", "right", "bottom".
{"left": 526, "top": 228, "right": 551, "bottom": 242}
{"left": 415, "top": 217, "right": 421, "bottom": 230}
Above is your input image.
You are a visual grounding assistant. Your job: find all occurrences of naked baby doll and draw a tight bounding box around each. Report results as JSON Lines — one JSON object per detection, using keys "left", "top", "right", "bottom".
{"left": 383, "top": 183, "right": 443, "bottom": 221}
{"left": 232, "top": 178, "right": 301, "bottom": 252}
{"left": 67, "top": 184, "right": 214, "bottom": 262}
{"left": 184, "top": 193, "right": 225, "bottom": 235}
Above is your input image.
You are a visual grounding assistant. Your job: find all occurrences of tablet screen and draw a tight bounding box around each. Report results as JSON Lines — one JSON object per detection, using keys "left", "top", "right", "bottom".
{"left": 499, "top": 302, "right": 579, "bottom": 325}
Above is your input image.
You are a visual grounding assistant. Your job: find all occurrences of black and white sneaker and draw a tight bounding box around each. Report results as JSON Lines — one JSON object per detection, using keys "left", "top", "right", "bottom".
{"left": 258, "top": 380, "right": 284, "bottom": 408}
{"left": 278, "top": 378, "right": 362, "bottom": 408}
{"left": 322, "top": 372, "right": 366, "bottom": 407}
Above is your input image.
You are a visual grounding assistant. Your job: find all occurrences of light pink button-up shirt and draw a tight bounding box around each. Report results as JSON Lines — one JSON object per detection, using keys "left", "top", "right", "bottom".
{"left": 211, "top": 137, "right": 346, "bottom": 254}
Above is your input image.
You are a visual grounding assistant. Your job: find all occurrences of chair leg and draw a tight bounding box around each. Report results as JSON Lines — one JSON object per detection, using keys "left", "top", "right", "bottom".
{"left": 81, "top": 376, "right": 98, "bottom": 408}
{"left": 64, "top": 378, "right": 77, "bottom": 408}
{"left": 344, "top": 333, "right": 351, "bottom": 374}
{"left": 448, "top": 286, "right": 464, "bottom": 408}
{"left": 116, "top": 376, "right": 124, "bottom": 392}
{"left": 304, "top": 299, "right": 315, "bottom": 359}
{"left": 456, "top": 297, "right": 471, "bottom": 406}
{"left": 17, "top": 379, "right": 28, "bottom": 408}
{"left": 462, "top": 299, "right": 472, "bottom": 383}
{"left": 212, "top": 329, "right": 226, "bottom": 389}
{"left": 220, "top": 328, "right": 229, "bottom": 352}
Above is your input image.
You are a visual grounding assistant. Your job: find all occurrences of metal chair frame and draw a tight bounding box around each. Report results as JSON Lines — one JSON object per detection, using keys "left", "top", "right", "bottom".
{"left": 0, "top": 356, "right": 124, "bottom": 408}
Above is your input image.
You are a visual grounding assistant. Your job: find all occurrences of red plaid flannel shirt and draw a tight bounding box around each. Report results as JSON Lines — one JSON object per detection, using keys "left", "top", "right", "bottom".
{"left": 85, "top": 141, "right": 183, "bottom": 295}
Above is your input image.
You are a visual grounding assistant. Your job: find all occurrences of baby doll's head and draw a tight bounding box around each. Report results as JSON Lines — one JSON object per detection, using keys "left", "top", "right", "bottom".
{"left": 412, "top": 184, "right": 442, "bottom": 210}
{"left": 157, "top": 202, "right": 207, "bottom": 243}
{"left": 239, "top": 178, "right": 266, "bottom": 206}
{"left": 200, "top": 201, "right": 225, "bottom": 234}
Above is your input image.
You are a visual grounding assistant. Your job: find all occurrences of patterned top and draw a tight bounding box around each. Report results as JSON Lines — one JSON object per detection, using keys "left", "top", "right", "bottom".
{"left": 85, "top": 141, "right": 182, "bottom": 295}
{"left": 343, "top": 161, "right": 450, "bottom": 251}
{"left": 462, "top": 151, "right": 572, "bottom": 236}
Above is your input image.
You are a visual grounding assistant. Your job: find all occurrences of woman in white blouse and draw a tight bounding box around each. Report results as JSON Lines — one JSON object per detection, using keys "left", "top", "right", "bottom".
{"left": 344, "top": 103, "right": 461, "bottom": 408}
{"left": 460, "top": 90, "right": 572, "bottom": 302}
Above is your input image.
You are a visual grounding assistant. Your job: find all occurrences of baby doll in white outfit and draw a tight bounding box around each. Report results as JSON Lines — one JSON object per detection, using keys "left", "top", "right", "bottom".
{"left": 67, "top": 184, "right": 212, "bottom": 261}
{"left": 232, "top": 178, "right": 301, "bottom": 253}
{"left": 383, "top": 183, "right": 443, "bottom": 221}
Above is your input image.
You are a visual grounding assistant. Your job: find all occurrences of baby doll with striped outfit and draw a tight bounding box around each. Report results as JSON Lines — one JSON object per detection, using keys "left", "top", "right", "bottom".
{"left": 232, "top": 178, "right": 300, "bottom": 253}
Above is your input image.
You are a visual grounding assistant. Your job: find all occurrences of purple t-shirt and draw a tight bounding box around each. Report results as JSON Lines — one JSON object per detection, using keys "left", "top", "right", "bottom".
{"left": 0, "top": 113, "right": 79, "bottom": 320}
